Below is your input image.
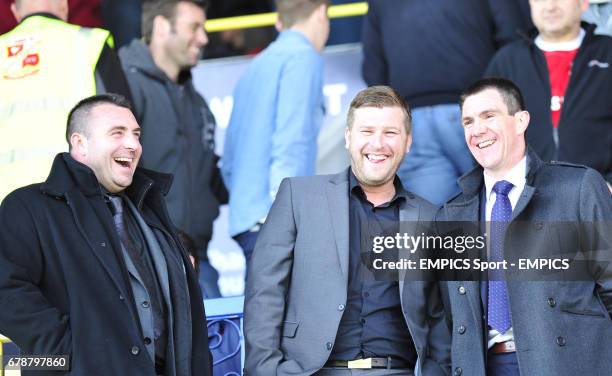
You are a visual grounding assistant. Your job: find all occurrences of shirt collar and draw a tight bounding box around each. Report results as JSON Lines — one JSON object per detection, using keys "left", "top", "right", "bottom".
{"left": 348, "top": 169, "right": 408, "bottom": 205}
{"left": 484, "top": 155, "right": 527, "bottom": 201}
{"left": 535, "top": 28, "right": 585, "bottom": 52}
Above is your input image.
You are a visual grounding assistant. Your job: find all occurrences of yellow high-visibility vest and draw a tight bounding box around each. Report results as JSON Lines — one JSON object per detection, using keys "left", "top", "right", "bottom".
{"left": 0, "top": 15, "right": 112, "bottom": 200}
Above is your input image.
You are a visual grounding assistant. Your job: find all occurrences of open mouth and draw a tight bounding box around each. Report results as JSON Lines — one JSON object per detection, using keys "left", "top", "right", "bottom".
{"left": 114, "top": 157, "right": 133, "bottom": 168}
{"left": 366, "top": 154, "right": 389, "bottom": 163}
{"left": 477, "top": 139, "right": 496, "bottom": 149}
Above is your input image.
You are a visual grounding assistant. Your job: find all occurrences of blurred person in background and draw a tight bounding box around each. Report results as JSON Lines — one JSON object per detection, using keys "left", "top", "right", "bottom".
{"left": 486, "top": 0, "right": 612, "bottom": 190}
{"left": 119, "top": 0, "right": 228, "bottom": 298}
{"left": 583, "top": 0, "right": 612, "bottom": 35}
{"left": 0, "top": 0, "right": 103, "bottom": 34}
{"left": 362, "top": 0, "right": 528, "bottom": 205}
{"left": 221, "top": 0, "right": 329, "bottom": 272}
{"left": 102, "top": 0, "right": 143, "bottom": 48}
{"left": 0, "top": 0, "right": 130, "bottom": 202}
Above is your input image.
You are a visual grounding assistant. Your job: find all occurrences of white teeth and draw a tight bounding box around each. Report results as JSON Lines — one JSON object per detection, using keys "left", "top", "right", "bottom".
{"left": 114, "top": 157, "right": 133, "bottom": 163}
{"left": 367, "top": 154, "right": 387, "bottom": 161}
{"left": 478, "top": 140, "right": 495, "bottom": 149}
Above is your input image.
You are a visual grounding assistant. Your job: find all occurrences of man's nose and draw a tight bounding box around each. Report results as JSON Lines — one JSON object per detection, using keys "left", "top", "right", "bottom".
{"left": 472, "top": 119, "right": 487, "bottom": 135}
{"left": 124, "top": 134, "right": 141, "bottom": 150}
{"left": 196, "top": 27, "right": 208, "bottom": 47}
{"left": 370, "top": 132, "right": 384, "bottom": 148}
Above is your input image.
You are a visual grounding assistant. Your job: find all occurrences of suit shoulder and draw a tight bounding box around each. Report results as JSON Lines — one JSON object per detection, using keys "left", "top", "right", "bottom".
{"left": 287, "top": 173, "right": 338, "bottom": 186}
{"left": 2, "top": 183, "right": 44, "bottom": 204}
{"left": 537, "top": 161, "right": 606, "bottom": 188}
{"left": 407, "top": 191, "right": 439, "bottom": 213}
{"left": 544, "top": 160, "right": 591, "bottom": 177}
{"left": 0, "top": 184, "right": 45, "bottom": 217}
{"left": 487, "top": 39, "right": 531, "bottom": 72}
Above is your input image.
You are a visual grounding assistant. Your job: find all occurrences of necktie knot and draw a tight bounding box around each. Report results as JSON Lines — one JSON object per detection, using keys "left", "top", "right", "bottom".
{"left": 108, "top": 195, "right": 123, "bottom": 216}
{"left": 492, "top": 180, "right": 513, "bottom": 197}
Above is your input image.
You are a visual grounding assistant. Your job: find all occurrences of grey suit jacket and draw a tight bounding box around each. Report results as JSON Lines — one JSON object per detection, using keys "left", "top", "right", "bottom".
{"left": 437, "top": 149, "right": 612, "bottom": 376}
{"left": 243, "top": 169, "right": 451, "bottom": 376}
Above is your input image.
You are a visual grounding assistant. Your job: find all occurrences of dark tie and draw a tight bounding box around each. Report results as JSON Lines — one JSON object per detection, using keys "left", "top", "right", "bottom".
{"left": 108, "top": 195, "right": 138, "bottom": 255}
{"left": 488, "top": 180, "right": 514, "bottom": 334}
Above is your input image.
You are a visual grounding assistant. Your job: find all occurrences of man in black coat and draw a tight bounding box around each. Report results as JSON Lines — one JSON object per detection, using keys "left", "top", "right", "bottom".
{"left": 0, "top": 94, "right": 212, "bottom": 376}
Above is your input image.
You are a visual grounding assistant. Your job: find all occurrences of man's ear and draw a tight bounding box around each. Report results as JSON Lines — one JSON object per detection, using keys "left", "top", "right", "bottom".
{"left": 344, "top": 127, "right": 351, "bottom": 149}
{"left": 580, "top": 0, "right": 590, "bottom": 12}
{"left": 10, "top": 2, "right": 21, "bottom": 22}
{"left": 54, "top": 0, "right": 69, "bottom": 21}
{"left": 152, "top": 15, "right": 172, "bottom": 39}
{"left": 316, "top": 3, "right": 328, "bottom": 22}
{"left": 515, "top": 110, "right": 530, "bottom": 135}
{"left": 70, "top": 133, "right": 88, "bottom": 160}
{"left": 405, "top": 133, "right": 413, "bottom": 154}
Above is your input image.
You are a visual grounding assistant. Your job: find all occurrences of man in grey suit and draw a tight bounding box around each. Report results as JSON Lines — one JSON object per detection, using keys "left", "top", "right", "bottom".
{"left": 243, "top": 86, "right": 451, "bottom": 376}
{"left": 438, "top": 77, "right": 612, "bottom": 376}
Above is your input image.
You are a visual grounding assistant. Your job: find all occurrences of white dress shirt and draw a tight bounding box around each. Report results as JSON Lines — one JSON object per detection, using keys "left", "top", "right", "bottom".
{"left": 483, "top": 156, "right": 527, "bottom": 349}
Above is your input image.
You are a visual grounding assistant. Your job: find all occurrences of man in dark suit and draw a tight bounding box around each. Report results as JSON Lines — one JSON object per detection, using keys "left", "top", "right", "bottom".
{"left": 0, "top": 94, "right": 212, "bottom": 376}
{"left": 438, "top": 77, "right": 612, "bottom": 376}
{"left": 244, "top": 86, "right": 451, "bottom": 376}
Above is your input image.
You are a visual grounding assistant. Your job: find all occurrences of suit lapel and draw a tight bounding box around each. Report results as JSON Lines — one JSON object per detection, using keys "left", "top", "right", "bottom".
{"left": 512, "top": 185, "right": 535, "bottom": 220}
{"left": 398, "top": 200, "right": 420, "bottom": 298}
{"left": 65, "top": 190, "right": 133, "bottom": 301}
{"left": 326, "top": 172, "right": 350, "bottom": 286}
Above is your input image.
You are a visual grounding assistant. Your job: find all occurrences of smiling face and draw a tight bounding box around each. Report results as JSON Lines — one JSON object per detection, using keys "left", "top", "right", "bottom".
{"left": 345, "top": 106, "right": 411, "bottom": 189}
{"left": 164, "top": 1, "right": 208, "bottom": 70}
{"left": 71, "top": 103, "right": 142, "bottom": 193}
{"left": 461, "top": 89, "right": 529, "bottom": 179}
{"left": 529, "top": 0, "right": 588, "bottom": 42}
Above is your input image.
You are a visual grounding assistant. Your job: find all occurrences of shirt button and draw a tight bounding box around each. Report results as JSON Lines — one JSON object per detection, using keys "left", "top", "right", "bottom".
{"left": 457, "top": 325, "right": 466, "bottom": 335}
{"left": 144, "top": 337, "right": 152, "bottom": 345}
{"left": 547, "top": 297, "right": 556, "bottom": 307}
{"left": 360, "top": 318, "right": 366, "bottom": 324}
{"left": 119, "top": 294, "right": 125, "bottom": 301}
{"left": 338, "top": 304, "right": 345, "bottom": 311}
{"left": 142, "top": 301, "right": 150, "bottom": 308}
{"left": 556, "top": 336, "right": 566, "bottom": 346}
{"left": 458, "top": 286, "right": 466, "bottom": 295}
{"left": 454, "top": 367, "right": 462, "bottom": 376}
{"left": 131, "top": 346, "right": 140, "bottom": 355}
{"left": 326, "top": 342, "right": 333, "bottom": 350}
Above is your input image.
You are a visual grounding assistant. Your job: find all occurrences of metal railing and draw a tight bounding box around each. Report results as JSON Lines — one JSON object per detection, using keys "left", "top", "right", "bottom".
{"left": 205, "top": 2, "right": 367, "bottom": 32}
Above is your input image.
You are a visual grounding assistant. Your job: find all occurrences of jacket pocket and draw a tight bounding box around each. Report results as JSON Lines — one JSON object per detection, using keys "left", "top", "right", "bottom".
{"left": 281, "top": 321, "right": 299, "bottom": 338}
{"left": 560, "top": 305, "right": 606, "bottom": 317}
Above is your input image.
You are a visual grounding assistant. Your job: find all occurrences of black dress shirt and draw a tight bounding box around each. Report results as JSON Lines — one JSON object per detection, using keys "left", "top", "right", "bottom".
{"left": 330, "top": 170, "right": 417, "bottom": 366}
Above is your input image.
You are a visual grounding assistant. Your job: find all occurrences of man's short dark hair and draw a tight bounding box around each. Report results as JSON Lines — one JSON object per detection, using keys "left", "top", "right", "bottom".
{"left": 275, "top": 0, "right": 330, "bottom": 29}
{"left": 347, "top": 85, "right": 412, "bottom": 133}
{"left": 460, "top": 77, "right": 525, "bottom": 115}
{"left": 141, "top": 0, "right": 207, "bottom": 44}
{"left": 66, "top": 93, "right": 133, "bottom": 149}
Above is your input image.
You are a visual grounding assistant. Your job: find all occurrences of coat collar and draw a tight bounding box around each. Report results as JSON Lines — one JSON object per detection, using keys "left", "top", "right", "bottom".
{"left": 456, "top": 146, "right": 543, "bottom": 203}
{"left": 521, "top": 21, "right": 597, "bottom": 46}
{"left": 41, "top": 153, "right": 173, "bottom": 207}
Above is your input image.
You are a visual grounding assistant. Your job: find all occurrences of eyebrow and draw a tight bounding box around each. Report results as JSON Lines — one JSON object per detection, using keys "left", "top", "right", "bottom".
{"left": 462, "top": 108, "right": 501, "bottom": 120}
{"left": 107, "top": 125, "right": 141, "bottom": 133}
